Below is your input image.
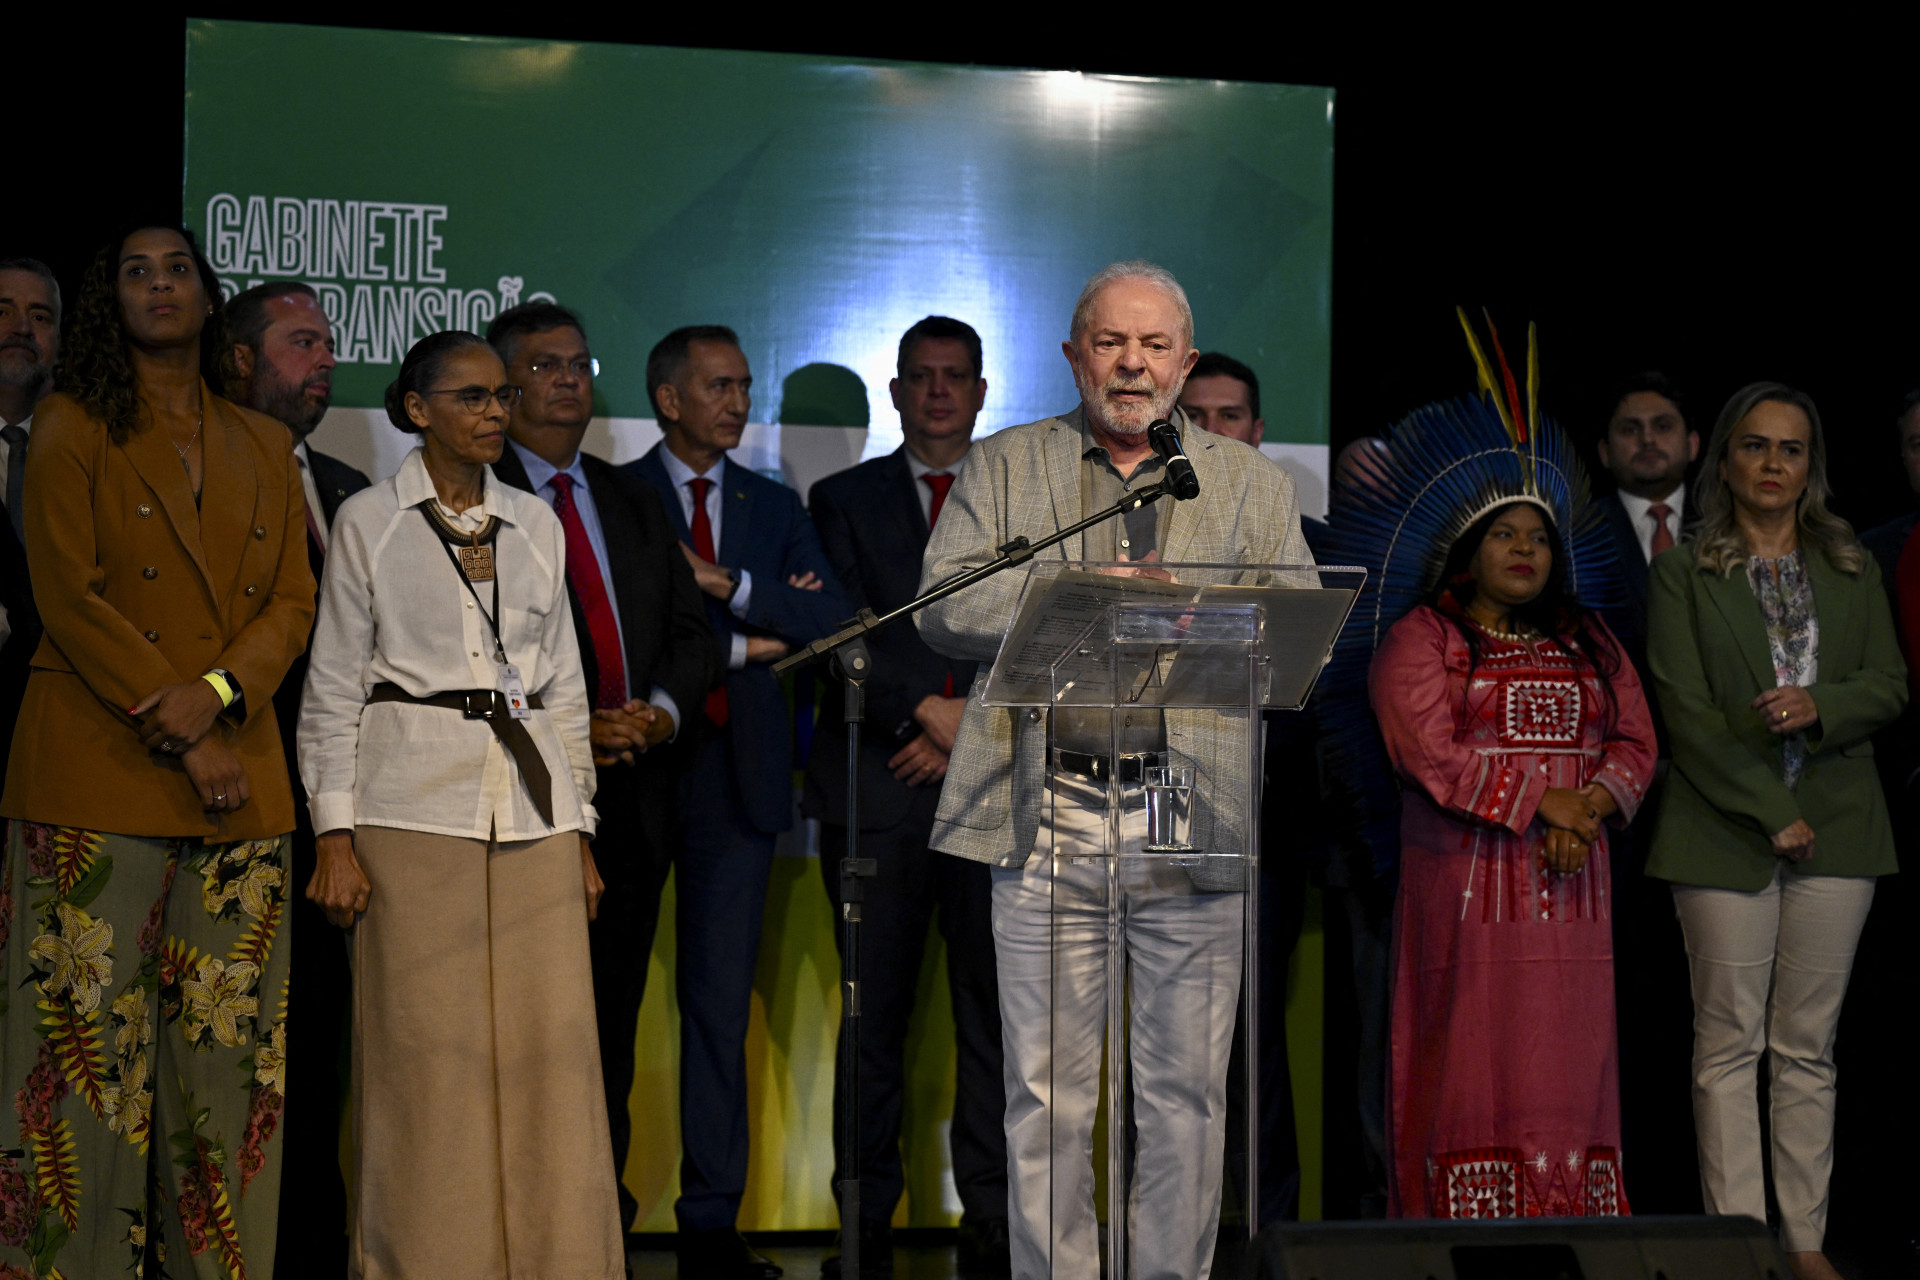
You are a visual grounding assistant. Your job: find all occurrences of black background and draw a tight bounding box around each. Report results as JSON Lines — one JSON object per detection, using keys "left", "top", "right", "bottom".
{"left": 12, "top": 15, "right": 1917, "bottom": 533}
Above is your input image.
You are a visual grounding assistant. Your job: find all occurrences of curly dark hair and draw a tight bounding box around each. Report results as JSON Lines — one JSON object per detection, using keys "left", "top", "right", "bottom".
{"left": 1428, "top": 499, "right": 1622, "bottom": 730}
{"left": 53, "top": 224, "right": 229, "bottom": 444}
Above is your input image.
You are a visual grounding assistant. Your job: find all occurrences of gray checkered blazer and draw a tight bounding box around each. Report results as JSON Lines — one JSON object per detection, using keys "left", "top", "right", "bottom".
{"left": 915, "top": 407, "right": 1314, "bottom": 880}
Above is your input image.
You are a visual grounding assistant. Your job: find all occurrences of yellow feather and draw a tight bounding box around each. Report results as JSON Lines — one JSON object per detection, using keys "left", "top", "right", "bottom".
{"left": 1456, "top": 306, "right": 1516, "bottom": 439}
{"left": 1526, "top": 322, "right": 1539, "bottom": 440}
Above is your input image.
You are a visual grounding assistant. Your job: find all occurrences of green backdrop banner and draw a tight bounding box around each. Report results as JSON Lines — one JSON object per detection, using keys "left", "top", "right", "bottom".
{"left": 183, "top": 20, "right": 1332, "bottom": 446}
{"left": 182, "top": 20, "right": 1334, "bottom": 1230}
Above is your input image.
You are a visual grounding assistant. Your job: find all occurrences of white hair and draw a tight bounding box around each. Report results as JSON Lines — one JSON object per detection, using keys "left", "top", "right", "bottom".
{"left": 1069, "top": 259, "right": 1193, "bottom": 350}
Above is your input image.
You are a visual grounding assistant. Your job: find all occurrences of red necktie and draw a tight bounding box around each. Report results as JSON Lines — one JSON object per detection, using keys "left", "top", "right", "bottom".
{"left": 922, "top": 472, "right": 955, "bottom": 530}
{"left": 1648, "top": 502, "right": 1676, "bottom": 557}
{"left": 689, "top": 477, "right": 730, "bottom": 727}
{"left": 924, "top": 472, "right": 956, "bottom": 696}
{"left": 548, "top": 474, "right": 629, "bottom": 710}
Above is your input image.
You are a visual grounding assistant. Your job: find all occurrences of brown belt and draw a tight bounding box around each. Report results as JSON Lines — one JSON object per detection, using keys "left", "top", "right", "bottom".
{"left": 367, "top": 683, "right": 554, "bottom": 824}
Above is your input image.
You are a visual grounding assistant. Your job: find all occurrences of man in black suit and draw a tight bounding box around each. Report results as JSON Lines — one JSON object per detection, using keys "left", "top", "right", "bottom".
{"left": 1595, "top": 371, "right": 1697, "bottom": 705}
{"left": 224, "top": 280, "right": 372, "bottom": 1278}
{"left": 806, "top": 317, "right": 1007, "bottom": 1278}
{"left": 0, "top": 257, "right": 60, "bottom": 790}
{"left": 484, "top": 302, "right": 716, "bottom": 1248}
{"left": 1591, "top": 370, "right": 1701, "bottom": 1214}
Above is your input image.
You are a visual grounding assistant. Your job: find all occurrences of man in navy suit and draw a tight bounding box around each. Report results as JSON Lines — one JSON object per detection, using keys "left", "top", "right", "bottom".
{"left": 628, "top": 325, "right": 849, "bottom": 1280}
{"left": 806, "top": 317, "right": 1007, "bottom": 1278}
{"left": 223, "top": 280, "right": 373, "bottom": 1278}
{"left": 1592, "top": 370, "right": 1701, "bottom": 1215}
{"left": 485, "top": 302, "right": 716, "bottom": 1248}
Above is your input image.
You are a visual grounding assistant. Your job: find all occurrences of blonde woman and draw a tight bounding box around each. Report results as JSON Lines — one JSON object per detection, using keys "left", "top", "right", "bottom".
{"left": 1646, "top": 382, "right": 1904, "bottom": 1280}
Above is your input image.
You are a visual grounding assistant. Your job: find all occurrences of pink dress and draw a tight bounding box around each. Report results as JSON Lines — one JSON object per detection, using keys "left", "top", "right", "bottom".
{"left": 1370, "top": 605, "right": 1656, "bottom": 1219}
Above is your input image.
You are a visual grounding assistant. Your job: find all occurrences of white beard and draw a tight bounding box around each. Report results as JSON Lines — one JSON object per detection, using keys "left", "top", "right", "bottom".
{"left": 1075, "top": 366, "right": 1179, "bottom": 437}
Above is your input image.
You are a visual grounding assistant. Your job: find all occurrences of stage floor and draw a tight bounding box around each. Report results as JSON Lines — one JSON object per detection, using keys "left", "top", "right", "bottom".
{"left": 627, "top": 1239, "right": 965, "bottom": 1279}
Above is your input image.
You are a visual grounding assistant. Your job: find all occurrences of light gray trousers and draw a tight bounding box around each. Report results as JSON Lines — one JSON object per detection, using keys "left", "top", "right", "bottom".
{"left": 991, "top": 775, "right": 1244, "bottom": 1279}
{"left": 1672, "top": 866, "right": 1874, "bottom": 1253}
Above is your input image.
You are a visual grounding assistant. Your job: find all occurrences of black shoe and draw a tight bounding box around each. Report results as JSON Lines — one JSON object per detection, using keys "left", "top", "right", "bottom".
{"left": 676, "top": 1228, "right": 783, "bottom": 1279}
{"left": 956, "top": 1217, "right": 1011, "bottom": 1277}
{"left": 820, "top": 1219, "right": 895, "bottom": 1278}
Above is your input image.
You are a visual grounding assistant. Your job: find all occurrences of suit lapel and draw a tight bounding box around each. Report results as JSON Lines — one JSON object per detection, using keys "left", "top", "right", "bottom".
{"left": 883, "top": 449, "right": 929, "bottom": 548}
{"left": 1042, "top": 412, "right": 1083, "bottom": 560}
{"left": 1803, "top": 545, "right": 1849, "bottom": 667}
{"left": 199, "top": 395, "right": 256, "bottom": 613}
{"left": 1161, "top": 418, "right": 1212, "bottom": 564}
{"left": 121, "top": 397, "right": 216, "bottom": 600}
{"left": 1701, "top": 561, "right": 1778, "bottom": 691}
{"left": 717, "top": 457, "right": 753, "bottom": 567}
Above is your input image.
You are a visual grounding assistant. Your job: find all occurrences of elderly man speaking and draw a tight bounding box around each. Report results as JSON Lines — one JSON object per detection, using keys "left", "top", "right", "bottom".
{"left": 917, "top": 261, "right": 1312, "bottom": 1278}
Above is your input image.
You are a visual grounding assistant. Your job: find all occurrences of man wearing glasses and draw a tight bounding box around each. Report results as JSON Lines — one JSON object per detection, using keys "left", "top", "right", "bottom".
{"left": 486, "top": 302, "right": 717, "bottom": 1246}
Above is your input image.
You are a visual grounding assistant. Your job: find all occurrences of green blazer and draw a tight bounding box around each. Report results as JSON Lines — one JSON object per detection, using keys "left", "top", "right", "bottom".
{"left": 1645, "top": 541, "right": 1905, "bottom": 889}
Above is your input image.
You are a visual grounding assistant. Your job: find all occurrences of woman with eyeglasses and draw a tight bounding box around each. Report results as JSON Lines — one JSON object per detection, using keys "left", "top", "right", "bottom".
{"left": 298, "top": 329, "right": 622, "bottom": 1277}
{"left": 0, "top": 223, "right": 312, "bottom": 1278}
{"left": 1646, "top": 383, "right": 1904, "bottom": 1280}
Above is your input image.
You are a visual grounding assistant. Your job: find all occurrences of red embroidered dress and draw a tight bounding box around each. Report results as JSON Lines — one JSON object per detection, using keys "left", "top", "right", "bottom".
{"left": 1370, "top": 605, "right": 1657, "bottom": 1219}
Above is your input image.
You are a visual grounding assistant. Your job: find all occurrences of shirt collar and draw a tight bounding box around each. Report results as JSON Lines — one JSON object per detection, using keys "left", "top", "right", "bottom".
{"left": 509, "top": 438, "right": 587, "bottom": 495}
{"left": 1617, "top": 486, "right": 1686, "bottom": 524}
{"left": 659, "top": 445, "right": 726, "bottom": 490}
{"left": 393, "top": 446, "right": 515, "bottom": 525}
{"left": 293, "top": 439, "right": 311, "bottom": 469}
{"left": 902, "top": 442, "right": 965, "bottom": 480}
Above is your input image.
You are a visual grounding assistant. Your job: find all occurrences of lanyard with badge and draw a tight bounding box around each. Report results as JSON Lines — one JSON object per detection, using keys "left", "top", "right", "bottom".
{"left": 419, "top": 504, "right": 532, "bottom": 720}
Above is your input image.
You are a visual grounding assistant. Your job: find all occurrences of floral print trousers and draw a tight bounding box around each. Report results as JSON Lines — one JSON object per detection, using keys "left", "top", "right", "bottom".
{"left": 0, "top": 822, "right": 289, "bottom": 1280}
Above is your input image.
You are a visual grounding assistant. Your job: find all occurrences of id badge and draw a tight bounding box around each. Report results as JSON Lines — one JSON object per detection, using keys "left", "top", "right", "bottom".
{"left": 500, "top": 664, "right": 534, "bottom": 720}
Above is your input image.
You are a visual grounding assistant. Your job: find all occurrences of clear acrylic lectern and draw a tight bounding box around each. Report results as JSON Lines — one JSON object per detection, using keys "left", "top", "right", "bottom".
{"left": 980, "top": 561, "right": 1360, "bottom": 1279}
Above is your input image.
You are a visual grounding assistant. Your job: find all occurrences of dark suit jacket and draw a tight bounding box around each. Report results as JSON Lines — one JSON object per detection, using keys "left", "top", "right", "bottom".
{"left": 494, "top": 445, "right": 716, "bottom": 854}
{"left": 0, "top": 476, "right": 42, "bottom": 795}
{"left": 1646, "top": 543, "right": 1906, "bottom": 889}
{"left": 1598, "top": 493, "right": 1673, "bottom": 754}
{"left": 273, "top": 446, "right": 372, "bottom": 819}
{"left": 805, "top": 448, "right": 977, "bottom": 829}
{"left": 627, "top": 444, "right": 849, "bottom": 833}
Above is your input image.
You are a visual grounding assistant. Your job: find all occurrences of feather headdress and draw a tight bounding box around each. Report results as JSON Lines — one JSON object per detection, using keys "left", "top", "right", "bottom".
{"left": 1313, "top": 313, "right": 1621, "bottom": 879}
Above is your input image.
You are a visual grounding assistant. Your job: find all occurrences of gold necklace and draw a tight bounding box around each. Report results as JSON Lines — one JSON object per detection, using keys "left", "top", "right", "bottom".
{"left": 171, "top": 396, "right": 204, "bottom": 477}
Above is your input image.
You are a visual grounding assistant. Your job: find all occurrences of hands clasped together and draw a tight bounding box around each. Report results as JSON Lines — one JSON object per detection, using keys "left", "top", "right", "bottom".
{"left": 133, "top": 678, "right": 250, "bottom": 815}
{"left": 1535, "top": 783, "right": 1619, "bottom": 876}
{"left": 1756, "top": 683, "right": 1820, "bottom": 862}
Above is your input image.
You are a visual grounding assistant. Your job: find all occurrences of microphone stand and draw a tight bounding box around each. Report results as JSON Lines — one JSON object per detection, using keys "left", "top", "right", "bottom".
{"left": 776, "top": 476, "right": 1185, "bottom": 1278}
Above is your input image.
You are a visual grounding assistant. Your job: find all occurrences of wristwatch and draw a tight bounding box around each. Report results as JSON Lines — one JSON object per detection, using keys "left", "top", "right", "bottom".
{"left": 727, "top": 566, "right": 743, "bottom": 594}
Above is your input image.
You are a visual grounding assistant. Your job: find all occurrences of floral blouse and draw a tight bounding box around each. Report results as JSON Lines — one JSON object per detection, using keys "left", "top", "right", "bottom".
{"left": 1747, "top": 551, "right": 1819, "bottom": 789}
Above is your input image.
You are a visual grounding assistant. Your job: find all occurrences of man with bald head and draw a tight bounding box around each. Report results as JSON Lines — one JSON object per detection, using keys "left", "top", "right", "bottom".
{"left": 919, "top": 261, "right": 1312, "bottom": 1277}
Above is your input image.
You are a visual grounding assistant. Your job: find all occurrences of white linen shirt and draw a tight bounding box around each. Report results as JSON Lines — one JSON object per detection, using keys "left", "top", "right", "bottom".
{"left": 298, "top": 447, "right": 598, "bottom": 841}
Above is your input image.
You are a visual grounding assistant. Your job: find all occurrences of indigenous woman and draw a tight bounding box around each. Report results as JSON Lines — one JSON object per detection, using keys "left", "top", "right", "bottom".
{"left": 0, "top": 225, "right": 313, "bottom": 1275}
{"left": 298, "top": 330, "right": 622, "bottom": 1278}
{"left": 1372, "top": 496, "right": 1656, "bottom": 1218}
{"left": 1646, "top": 383, "right": 1902, "bottom": 1280}
{"left": 1324, "top": 317, "right": 1656, "bottom": 1221}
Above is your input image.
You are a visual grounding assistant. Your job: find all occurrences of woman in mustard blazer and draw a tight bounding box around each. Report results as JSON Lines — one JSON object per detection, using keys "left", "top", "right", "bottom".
{"left": 1647, "top": 382, "right": 1903, "bottom": 1280}
{"left": 0, "top": 226, "right": 312, "bottom": 1277}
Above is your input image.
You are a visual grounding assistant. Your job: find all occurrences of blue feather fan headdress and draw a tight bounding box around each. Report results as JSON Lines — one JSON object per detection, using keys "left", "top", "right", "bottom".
{"left": 1313, "top": 312, "right": 1622, "bottom": 880}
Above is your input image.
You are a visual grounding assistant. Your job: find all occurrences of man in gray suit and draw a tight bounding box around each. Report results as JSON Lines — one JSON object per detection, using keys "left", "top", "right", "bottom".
{"left": 917, "top": 261, "right": 1312, "bottom": 1278}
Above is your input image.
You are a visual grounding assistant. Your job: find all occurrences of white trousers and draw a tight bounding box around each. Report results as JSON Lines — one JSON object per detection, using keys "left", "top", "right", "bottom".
{"left": 1672, "top": 866, "right": 1874, "bottom": 1253}
{"left": 992, "top": 775, "right": 1244, "bottom": 1280}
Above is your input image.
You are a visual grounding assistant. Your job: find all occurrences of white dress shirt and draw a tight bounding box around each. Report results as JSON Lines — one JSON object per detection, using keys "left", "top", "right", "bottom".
{"left": 0, "top": 411, "right": 30, "bottom": 501}
{"left": 293, "top": 440, "right": 327, "bottom": 550}
{"left": 299, "top": 448, "right": 598, "bottom": 841}
{"left": 1617, "top": 487, "right": 1687, "bottom": 563}
{"left": 658, "top": 446, "right": 754, "bottom": 669}
{"left": 903, "top": 443, "right": 964, "bottom": 527}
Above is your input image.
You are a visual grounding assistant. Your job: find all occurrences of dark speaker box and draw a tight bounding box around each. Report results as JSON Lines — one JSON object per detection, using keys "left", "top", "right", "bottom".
{"left": 1247, "top": 1215, "right": 1786, "bottom": 1280}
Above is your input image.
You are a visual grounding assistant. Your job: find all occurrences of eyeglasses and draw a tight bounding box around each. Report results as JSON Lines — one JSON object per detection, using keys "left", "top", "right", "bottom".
{"left": 524, "top": 356, "right": 599, "bottom": 380}
{"left": 427, "top": 384, "right": 523, "bottom": 413}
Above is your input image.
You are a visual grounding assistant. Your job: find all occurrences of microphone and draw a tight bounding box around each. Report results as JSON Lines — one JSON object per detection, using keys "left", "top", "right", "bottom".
{"left": 1148, "top": 419, "right": 1200, "bottom": 500}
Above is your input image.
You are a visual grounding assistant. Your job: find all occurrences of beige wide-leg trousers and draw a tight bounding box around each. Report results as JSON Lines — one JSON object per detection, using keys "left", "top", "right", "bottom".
{"left": 1672, "top": 865, "right": 1874, "bottom": 1254}
{"left": 349, "top": 825, "right": 623, "bottom": 1280}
